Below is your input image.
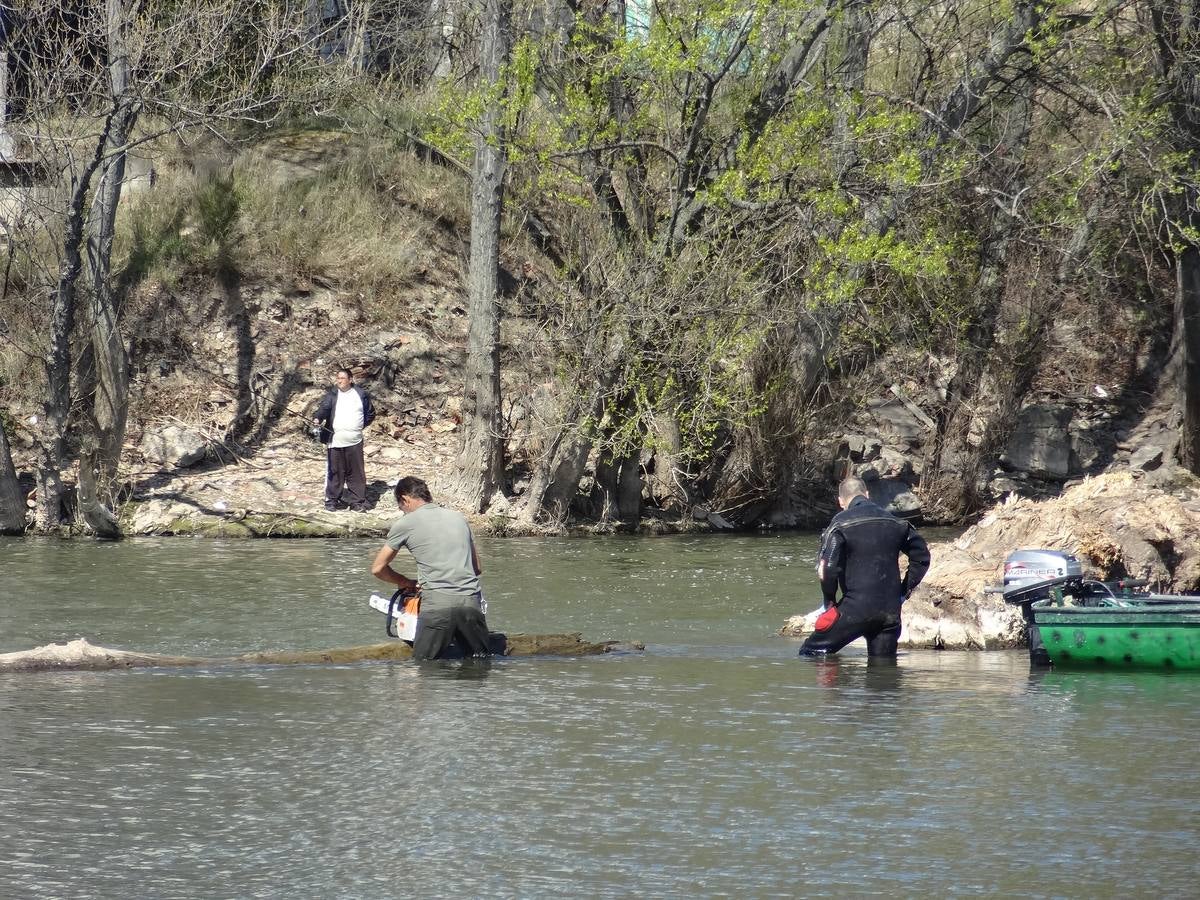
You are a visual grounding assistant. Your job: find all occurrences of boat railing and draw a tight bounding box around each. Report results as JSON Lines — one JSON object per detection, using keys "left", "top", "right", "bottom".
{"left": 1041, "top": 579, "right": 1200, "bottom": 608}
{"left": 992, "top": 573, "right": 1200, "bottom": 609}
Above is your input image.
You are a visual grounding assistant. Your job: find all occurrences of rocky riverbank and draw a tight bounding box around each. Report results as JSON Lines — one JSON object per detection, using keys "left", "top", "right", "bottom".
{"left": 2, "top": 274, "right": 726, "bottom": 538}
{"left": 2, "top": 219, "right": 1181, "bottom": 539}
{"left": 111, "top": 420, "right": 716, "bottom": 538}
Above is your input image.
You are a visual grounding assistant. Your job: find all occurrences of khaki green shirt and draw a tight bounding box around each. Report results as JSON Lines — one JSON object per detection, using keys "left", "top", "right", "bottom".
{"left": 385, "top": 502, "right": 480, "bottom": 610}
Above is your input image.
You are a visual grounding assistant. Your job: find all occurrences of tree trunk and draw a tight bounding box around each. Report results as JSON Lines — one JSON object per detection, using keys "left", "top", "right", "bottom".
{"left": 593, "top": 451, "right": 620, "bottom": 521}
{"left": 347, "top": 0, "right": 373, "bottom": 73}
{"left": 454, "top": 0, "right": 510, "bottom": 511}
{"left": 522, "top": 422, "right": 596, "bottom": 525}
{"left": 1174, "top": 241, "right": 1200, "bottom": 471}
{"left": 608, "top": 0, "right": 651, "bottom": 237}
{"left": 925, "top": 214, "right": 1018, "bottom": 512}
{"left": 521, "top": 364, "right": 620, "bottom": 525}
{"left": 37, "top": 176, "right": 93, "bottom": 530}
{"left": 34, "top": 5, "right": 130, "bottom": 531}
{"left": 84, "top": 117, "right": 135, "bottom": 476}
{"left": 520, "top": 326, "right": 632, "bottom": 526}
{"left": 924, "top": 90, "right": 1033, "bottom": 515}
{"left": 37, "top": 177, "right": 92, "bottom": 530}
{"left": 74, "top": 0, "right": 137, "bottom": 534}
{"left": 1155, "top": 1, "right": 1200, "bottom": 471}
{"left": 956, "top": 192, "right": 1108, "bottom": 505}
{"left": 221, "top": 264, "right": 256, "bottom": 441}
{"left": 615, "top": 450, "right": 642, "bottom": 522}
{"left": 0, "top": 634, "right": 645, "bottom": 672}
{"left": 77, "top": 444, "right": 121, "bottom": 539}
{"left": 593, "top": 446, "right": 641, "bottom": 523}
{"left": 426, "top": 0, "right": 458, "bottom": 78}
{"left": 0, "top": 417, "right": 25, "bottom": 533}
{"left": 649, "top": 413, "right": 689, "bottom": 513}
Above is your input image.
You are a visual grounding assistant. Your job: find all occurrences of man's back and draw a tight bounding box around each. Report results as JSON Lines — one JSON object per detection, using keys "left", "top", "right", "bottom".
{"left": 385, "top": 502, "right": 480, "bottom": 603}
{"left": 820, "top": 496, "right": 930, "bottom": 609}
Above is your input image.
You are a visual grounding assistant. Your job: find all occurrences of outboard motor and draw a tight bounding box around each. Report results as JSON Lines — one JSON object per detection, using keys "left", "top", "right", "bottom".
{"left": 996, "top": 550, "right": 1084, "bottom": 667}
{"left": 1001, "top": 549, "right": 1083, "bottom": 599}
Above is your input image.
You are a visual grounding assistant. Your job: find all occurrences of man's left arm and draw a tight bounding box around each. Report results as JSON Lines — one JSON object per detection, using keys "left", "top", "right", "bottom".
{"left": 371, "top": 545, "right": 417, "bottom": 591}
{"left": 360, "top": 389, "right": 376, "bottom": 428}
{"left": 900, "top": 525, "right": 932, "bottom": 597}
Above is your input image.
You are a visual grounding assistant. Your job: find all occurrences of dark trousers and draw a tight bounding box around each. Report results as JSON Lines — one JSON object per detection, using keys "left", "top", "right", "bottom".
{"left": 325, "top": 442, "right": 366, "bottom": 507}
{"left": 799, "top": 604, "right": 902, "bottom": 657}
{"left": 412, "top": 605, "right": 492, "bottom": 661}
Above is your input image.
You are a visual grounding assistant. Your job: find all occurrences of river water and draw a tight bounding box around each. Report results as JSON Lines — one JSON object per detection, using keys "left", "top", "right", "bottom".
{"left": 1, "top": 533, "right": 1197, "bottom": 898}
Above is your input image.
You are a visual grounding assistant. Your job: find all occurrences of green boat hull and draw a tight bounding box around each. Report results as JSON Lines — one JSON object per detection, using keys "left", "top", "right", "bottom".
{"left": 1032, "top": 600, "right": 1200, "bottom": 670}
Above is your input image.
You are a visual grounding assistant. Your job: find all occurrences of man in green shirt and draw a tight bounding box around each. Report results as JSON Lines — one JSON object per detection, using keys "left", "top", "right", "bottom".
{"left": 370, "top": 476, "right": 491, "bottom": 660}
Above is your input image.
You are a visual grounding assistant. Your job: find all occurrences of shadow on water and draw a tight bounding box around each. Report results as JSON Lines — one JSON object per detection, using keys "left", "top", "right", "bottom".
{"left": 1025, "top": 664, "right": 1200, "bottom": 697}
{"left": 805, "top": 654, "right": 906, "bottom": 692}
{"left": 415, "top": 658, "right": 495, "bottom": 681}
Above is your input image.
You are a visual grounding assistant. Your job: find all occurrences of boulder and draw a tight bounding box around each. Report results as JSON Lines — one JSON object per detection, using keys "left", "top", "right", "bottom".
{"left": 866, "top": 477, "right": 922, "bottom": 517}
{"left": 1069, "top": 427, "right": 1106, "bottom": 473}
{"left": 127, "top": 498, "right": 201, "bottom": 534}
{"left": 841, "top": 434, "right": 882, "bottom": 463}
{"left": 140, "top": 424, "right": 208, "bottom": 468}
{"left": 1130, "top": 445, "right": 1164, "bottom": 471}
{"left": 988, "top": 473, "right": 1027, "bottom": 499}
{"left": 1000, "top": 403, "right": 1073, "bottom": 480}
{"left": 878, "top": 447, "right": 917, "bottom": 479}
{"left": 866, "top": 398, "right": 927, "bottom": 446}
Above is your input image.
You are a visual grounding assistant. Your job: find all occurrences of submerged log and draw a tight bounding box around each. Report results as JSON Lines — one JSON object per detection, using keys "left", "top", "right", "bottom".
{"left": 0, "top": 634, "right": 644, "bottom": 673}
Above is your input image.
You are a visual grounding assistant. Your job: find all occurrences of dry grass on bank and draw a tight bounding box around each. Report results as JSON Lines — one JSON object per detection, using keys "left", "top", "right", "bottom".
{"left": 3, "top": 123, "right": 449, "bottom": 408}
{"left": 111, "top": 127, "right": 472, "bottom": 307}
{"left": 234, "top": 133, "right": 471, "bottom": 312}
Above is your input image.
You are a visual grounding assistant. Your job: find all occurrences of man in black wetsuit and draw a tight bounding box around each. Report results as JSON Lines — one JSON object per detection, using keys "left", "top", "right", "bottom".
{"left": 799, "top": 476, "right": 931, "bottom": 657}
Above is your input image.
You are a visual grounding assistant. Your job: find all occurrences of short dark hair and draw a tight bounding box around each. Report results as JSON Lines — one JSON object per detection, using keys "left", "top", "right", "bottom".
{"left": 394, "top": 476, "right": 433, "bottom": 503}
{"left": 838, "top": 476, "right": 869, "bottom": 504}
{"left": 336, "top": 368, "right": 352, "bottom": 379}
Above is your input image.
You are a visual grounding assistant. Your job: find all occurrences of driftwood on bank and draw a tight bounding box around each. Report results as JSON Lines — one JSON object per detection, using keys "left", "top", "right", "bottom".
{"left": 0, "top": 634, "right": 645, "bottom": 673}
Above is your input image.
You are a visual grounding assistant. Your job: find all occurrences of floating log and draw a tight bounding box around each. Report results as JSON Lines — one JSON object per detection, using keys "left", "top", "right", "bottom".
{"left": 0, "top": 634, "right": 644, "bottom": 673}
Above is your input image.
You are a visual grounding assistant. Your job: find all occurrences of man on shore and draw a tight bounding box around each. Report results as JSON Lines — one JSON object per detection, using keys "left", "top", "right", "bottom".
{"left": 313, "top": 368, "right": 375, "bottom": 512}
{"left": 800, "top": 476, "right": 931, "bottom": 657}
{"left": 371, "top": 476, "right": 492, "bottom": 660}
